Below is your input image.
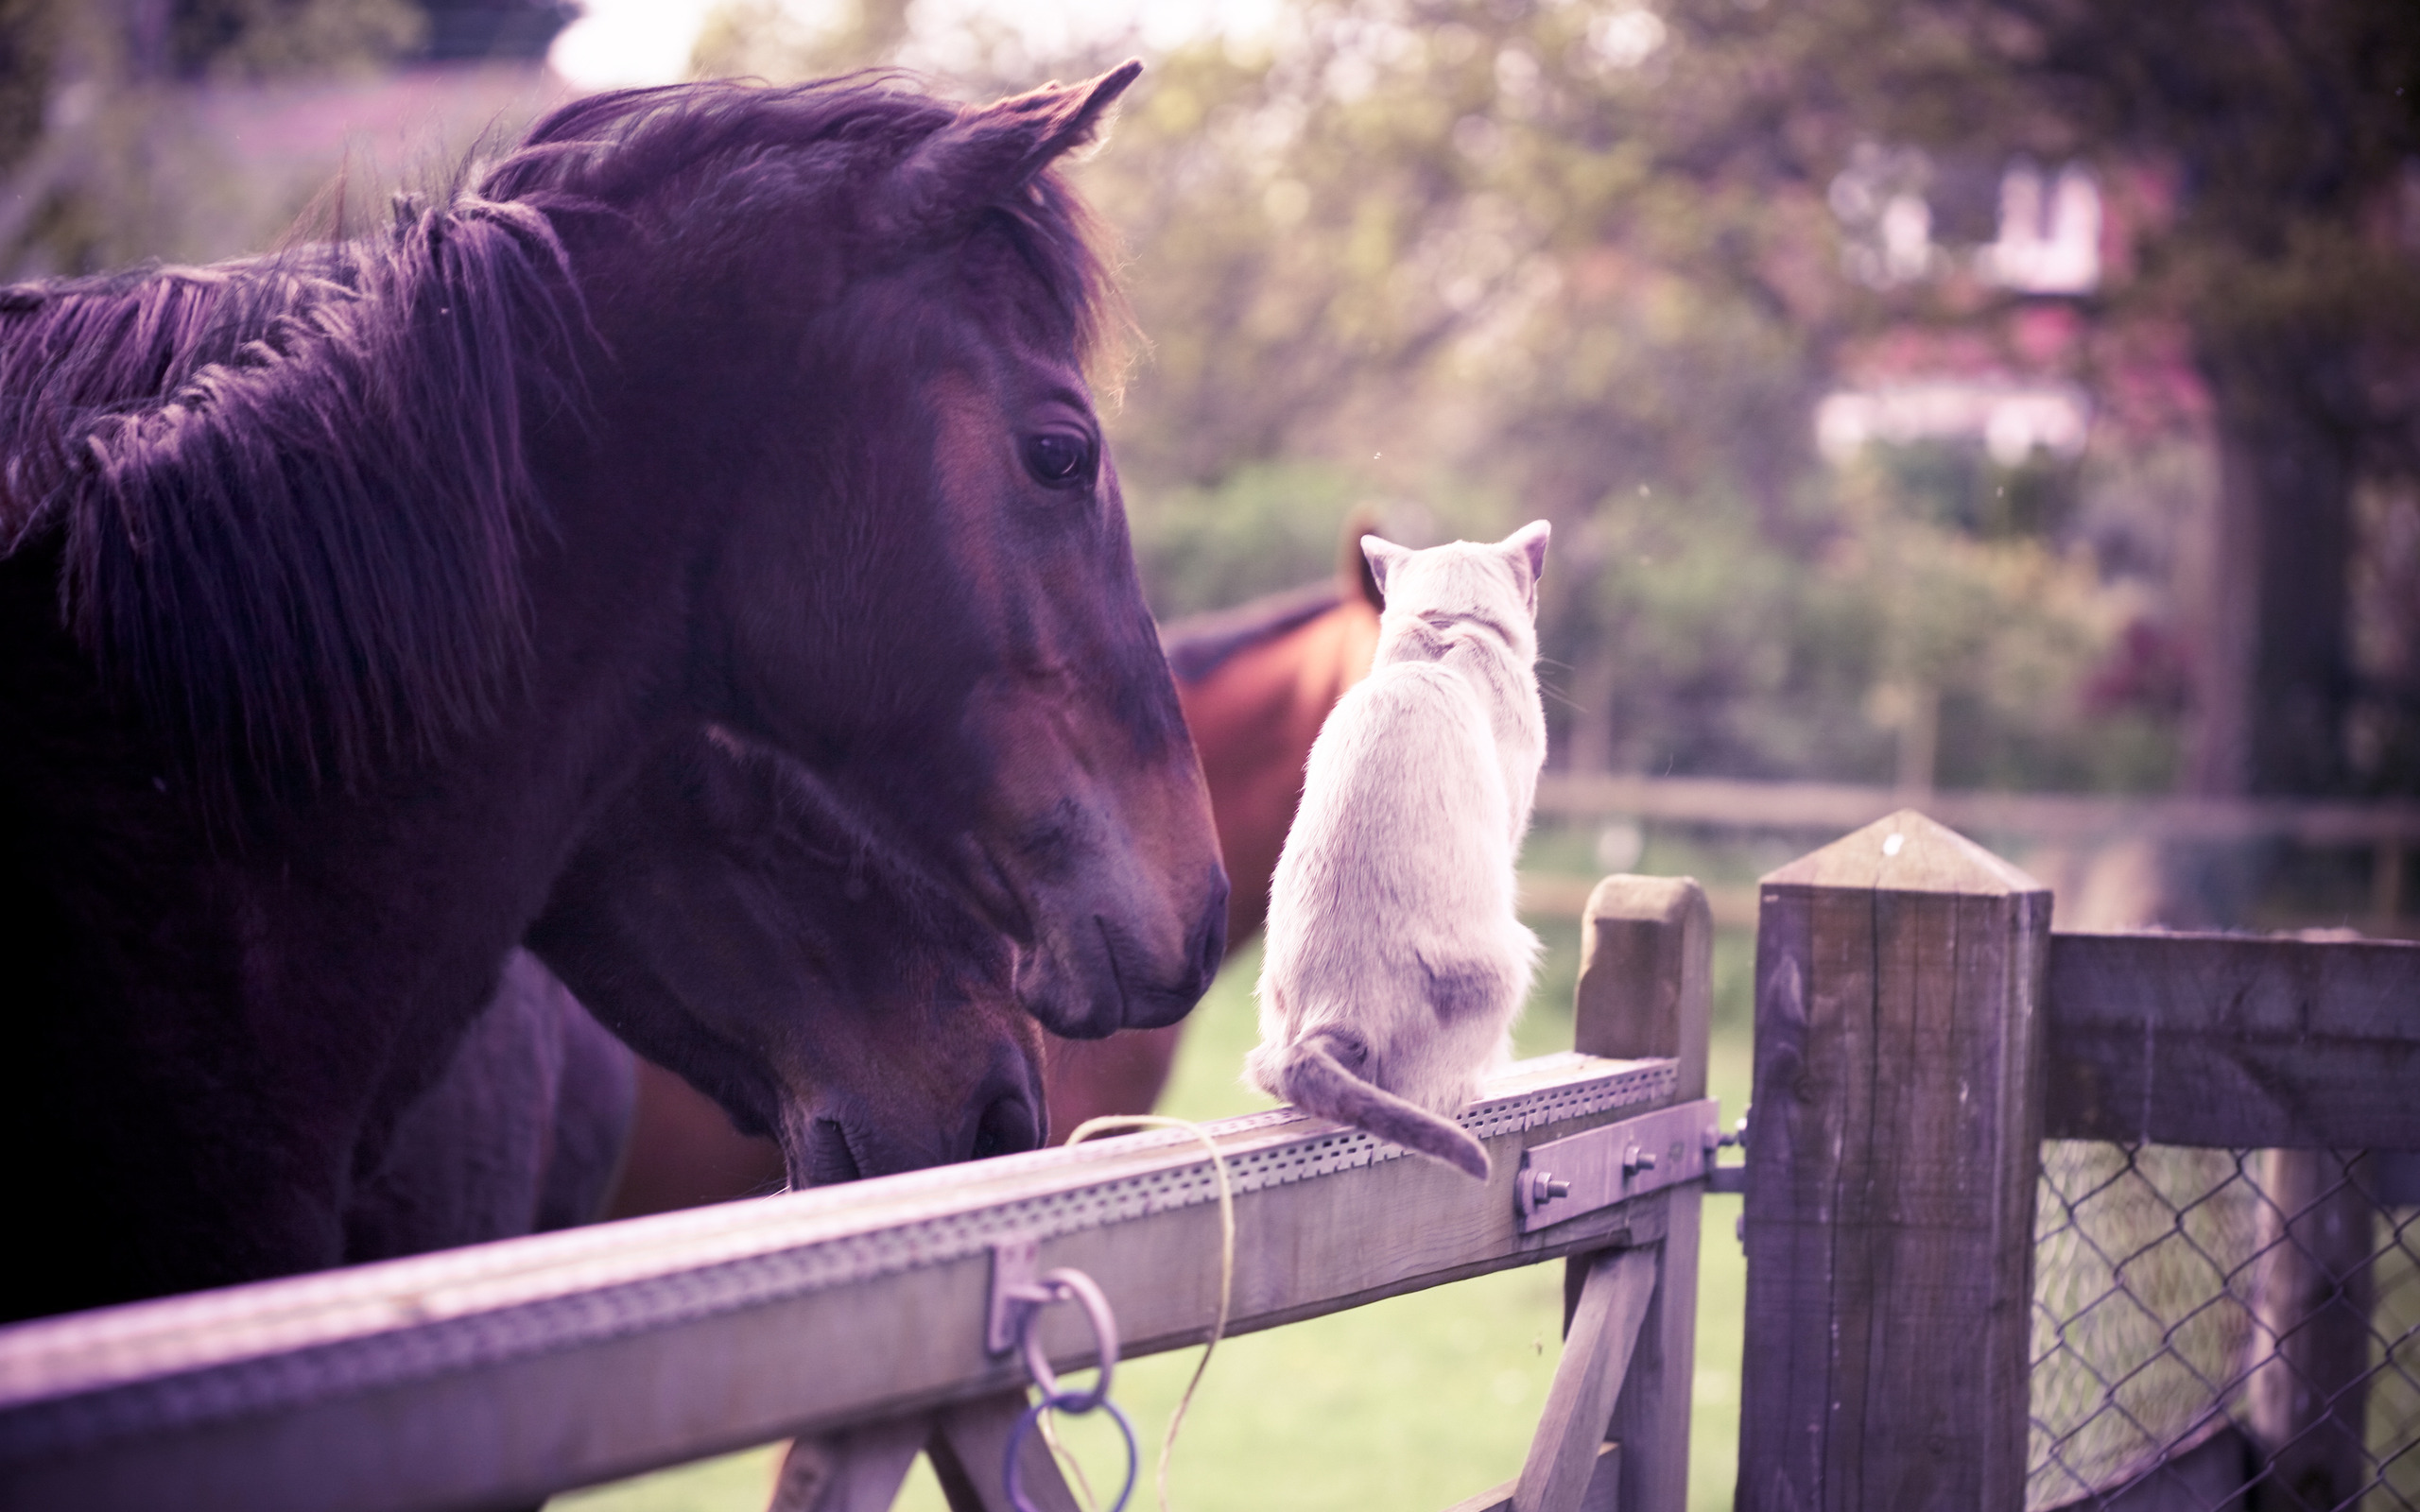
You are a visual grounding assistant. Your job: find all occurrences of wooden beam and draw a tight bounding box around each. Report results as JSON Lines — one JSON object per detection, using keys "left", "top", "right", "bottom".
{"left": 769, "top": 1418, "right": 927, "bottom": 1512}
{"left": 1534, "top": 772, "right": 2420, "bottom": 846}
{"left": 1515, "top": 1246, "right": 1656, "bottom": 1512}
{"left": 1442, "top": 1444, "right": 1616, "bottom": 1512}
{"left": 0, "top": 1054, "right": 1682, "bottom": 1512}
{"left": 1737, "top": 811, "right": 2050, "bottom": 1512}
{"left": 2041, "top": 932, "right": 2420, "bottom": 1149}
{"left": 1570, "top": 875, "right": 1712, "bottom": 1512}
{"left": 925, "top": 1392, "right": 1081, "bottom": 1512}
{"left": 2247, "top": 1152, "right": 2377, "bottom": 1512}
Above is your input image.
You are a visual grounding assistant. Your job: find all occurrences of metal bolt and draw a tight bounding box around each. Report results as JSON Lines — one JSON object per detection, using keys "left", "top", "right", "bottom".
{"left": 1520, "top": 1169, "right": 1572, "bottom": 1210}
{"left": 1622, "top": 1144, "right": 1656, "bottom": 1176}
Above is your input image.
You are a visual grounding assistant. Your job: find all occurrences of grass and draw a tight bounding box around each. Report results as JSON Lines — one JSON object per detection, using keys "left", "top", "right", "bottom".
{"left": 553, "top": 853, "right": 1757, "bottom": 1512}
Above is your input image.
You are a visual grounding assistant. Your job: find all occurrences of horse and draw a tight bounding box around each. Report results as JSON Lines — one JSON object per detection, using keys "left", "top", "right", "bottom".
{"left": 1044, "top": 529, "right": 1384, "bottom": 1129}
{"left": 0, "top": 66, "right": 1225, "bottom": 1322}
{"left": 345, "top": 949, "right": 639, "bottom": 1259}
{"left": 592, "top": 531, "right": 1388, "bottom": 1209}
{"left": 352, "top": 724, "right": 1046, "bottom": 1253}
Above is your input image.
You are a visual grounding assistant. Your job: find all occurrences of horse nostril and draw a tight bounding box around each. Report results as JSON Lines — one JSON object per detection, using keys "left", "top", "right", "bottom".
{"left": 804, "top": 1117, "right": 865, "bottom": 1186}
{"left": 971, "top": 1094, "right": 1039, "bottom": 1160}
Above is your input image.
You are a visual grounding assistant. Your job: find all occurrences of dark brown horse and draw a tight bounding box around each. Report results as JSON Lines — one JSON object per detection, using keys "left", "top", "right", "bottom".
{"left": 0, "top": 68, "right": 1222, "bottom": 1321}
{"left": 352, "top": 724, "right": 1047, "bottom": 1252}
{"left": 1046, "top": 535, "right": 1383, "bottom": 1128}
{"left": 345, "top": 948, "right": 639, "bottom": 1259}
{"left": 593, "top": 538, "right": 1387, "bottom": 1207}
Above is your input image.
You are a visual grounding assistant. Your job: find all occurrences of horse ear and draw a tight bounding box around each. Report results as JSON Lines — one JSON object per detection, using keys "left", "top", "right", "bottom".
{"left": 880, "top": 60, "right": 1143, "bottom": 244}
{"left": 1339, "top": 505, "right": 1386, "bottom": 610}
{"left": 1361, "top": 535, "right": 1409, "bottom": 601}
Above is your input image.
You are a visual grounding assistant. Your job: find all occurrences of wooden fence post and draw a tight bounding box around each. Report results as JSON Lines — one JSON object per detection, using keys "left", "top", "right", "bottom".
{"left": 1737, "top": 810, "right": 2051, "bottom": 1512}
{"left": 2249, "top": 1149, "right": 2378, "bottom": 1512}
{"left": 1564, "top": 873, "right": 1713, "bottom": 1512}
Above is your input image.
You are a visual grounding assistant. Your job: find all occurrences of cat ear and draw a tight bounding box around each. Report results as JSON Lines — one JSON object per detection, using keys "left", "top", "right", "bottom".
{"left": 1503, "top": 520, "right": 1550, "bottom": 609}
{"left": 1361, "top": 535, "right": 1410, "bottom": 601}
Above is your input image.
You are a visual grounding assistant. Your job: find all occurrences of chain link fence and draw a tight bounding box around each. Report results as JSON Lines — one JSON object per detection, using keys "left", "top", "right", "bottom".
{"left": 2028, "top": 1143, "right": 2420, "bottom": 1511}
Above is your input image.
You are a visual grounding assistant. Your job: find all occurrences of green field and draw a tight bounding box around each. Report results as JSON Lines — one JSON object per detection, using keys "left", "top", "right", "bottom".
{"left": 555, "top": 869, "right": 1757, "bottom": 1512}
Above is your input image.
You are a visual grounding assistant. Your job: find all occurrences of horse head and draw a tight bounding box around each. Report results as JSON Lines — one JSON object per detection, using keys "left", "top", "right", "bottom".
{"left": 512, "top": 65, "right": 1226, "bottom": 1040}
{"left": 530, "top": 728, "right": 1046, "bottom": 1185}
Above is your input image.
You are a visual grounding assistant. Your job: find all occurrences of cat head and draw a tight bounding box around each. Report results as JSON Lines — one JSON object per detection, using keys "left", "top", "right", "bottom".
{"left": 1361, "top": 521, "right": 1550, "bottom": 661}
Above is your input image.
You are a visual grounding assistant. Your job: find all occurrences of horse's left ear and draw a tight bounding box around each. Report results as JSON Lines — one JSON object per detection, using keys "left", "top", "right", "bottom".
{"left": 880, "top": 60, "right": 1143, "bottom": 244}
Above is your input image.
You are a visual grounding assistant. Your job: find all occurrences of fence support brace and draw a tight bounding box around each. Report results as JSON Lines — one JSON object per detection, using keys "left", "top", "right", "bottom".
{"left": 1441, "top": 874, "right": 1713, "bottom": 1512}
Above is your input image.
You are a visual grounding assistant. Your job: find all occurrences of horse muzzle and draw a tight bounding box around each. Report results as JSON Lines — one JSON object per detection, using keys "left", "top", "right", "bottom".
{"left": 779, "top": 1042, "right": 1046, "bottom": 1186}
{"left": 1012, "top": 868, "right": 1227, "bottom": 1039}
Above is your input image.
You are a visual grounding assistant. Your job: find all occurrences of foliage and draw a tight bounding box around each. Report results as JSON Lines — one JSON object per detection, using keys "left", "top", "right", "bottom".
{"left": 9, "top": 0, "right": 2407, "bottom": 799}
{"left": 159, "top": 0, "right": 425, "bottom": 81}
{"left": 699, "top": 0, "right": 2178, "bottom": 796}
{"left": 0, "top": 0, "right": 569, "bottom": 275}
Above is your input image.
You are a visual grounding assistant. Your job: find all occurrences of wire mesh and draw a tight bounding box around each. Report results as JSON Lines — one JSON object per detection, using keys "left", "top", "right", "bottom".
{"left": 2029, "top": 1143, "right": 2420, "bottom": 1512}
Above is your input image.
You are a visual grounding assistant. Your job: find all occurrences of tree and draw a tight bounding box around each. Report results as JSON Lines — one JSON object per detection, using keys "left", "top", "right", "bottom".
{"left": 1746, "top": 0, "right": 2420, "bottom": 799}
{"left": 699, "top": 0, "right": 2416, "bottom": 815}
{"left": 0, "top": 0, "right": 571, "bottom": 274}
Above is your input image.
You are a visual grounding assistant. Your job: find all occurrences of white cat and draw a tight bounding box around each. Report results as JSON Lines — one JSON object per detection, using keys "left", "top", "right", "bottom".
{"left": 1245, "top": 522, "right": 1550, "bottom": 1180}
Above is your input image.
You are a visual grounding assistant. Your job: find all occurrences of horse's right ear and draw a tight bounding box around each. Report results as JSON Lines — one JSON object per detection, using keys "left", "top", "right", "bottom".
{"left": 1339, "top": 505, "right": 1386, "bottom": 610}
{"left": 1361, "top": 536, "right": 1409, "bottom": 601}
{"left": 879, "top": 61, "right": 1142, "bottom": 245}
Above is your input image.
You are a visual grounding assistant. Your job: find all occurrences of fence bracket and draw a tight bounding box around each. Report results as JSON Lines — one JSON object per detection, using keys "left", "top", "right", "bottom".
{"left": 1514, "top": 1098, "right": 1720, "bottom": 1232}
{"left": 984, "top": 1239, "right": 1040, "bottom": 1357}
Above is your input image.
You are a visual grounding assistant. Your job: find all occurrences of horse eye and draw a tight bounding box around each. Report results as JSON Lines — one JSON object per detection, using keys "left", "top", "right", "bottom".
{"left": 1021, "top": 431, "right": 1096, "bottom": 490}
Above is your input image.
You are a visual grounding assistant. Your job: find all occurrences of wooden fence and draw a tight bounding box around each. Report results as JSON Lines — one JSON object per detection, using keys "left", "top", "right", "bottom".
{"left": 1736, "top": 808, "right": 2420, "bottom": 1512}
{"left": 9, "top": 808, "right": 2411, "bottom": 1512}
{"left": 0, "top": 879, "right": 1722, "bottom": 1512}
{"left": 1535, "top": 772, "right": 2420, "bottom": 927}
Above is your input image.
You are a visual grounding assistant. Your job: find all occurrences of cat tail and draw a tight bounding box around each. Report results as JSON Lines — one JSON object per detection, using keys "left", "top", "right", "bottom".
{"left": 1279, "top": 1038, "right": 1491, "bottom": 1180}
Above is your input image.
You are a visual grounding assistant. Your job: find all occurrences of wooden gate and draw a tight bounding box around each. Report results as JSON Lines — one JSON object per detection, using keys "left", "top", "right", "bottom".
{"left": 0, "top": 880, "right": 1723, "bottom": 1512}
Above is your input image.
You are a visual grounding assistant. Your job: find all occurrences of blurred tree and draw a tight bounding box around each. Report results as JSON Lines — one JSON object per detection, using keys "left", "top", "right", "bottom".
{"left": 692, "top": 0, "right": 2193, "bottom": 791}
{"left": 0, "top": 0, "right": 570, "bottom": 273}
{"left": 1752, "top": 0, "right": 2420, "bottom": 799}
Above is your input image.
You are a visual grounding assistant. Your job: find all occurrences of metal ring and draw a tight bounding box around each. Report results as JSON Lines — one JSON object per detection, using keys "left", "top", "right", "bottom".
{"left": 1004, "top": 1394, "right": 1137, "bottom": 1512}
{"left": 1016, "top": 1267, "right": 1118, "bottom": 1412}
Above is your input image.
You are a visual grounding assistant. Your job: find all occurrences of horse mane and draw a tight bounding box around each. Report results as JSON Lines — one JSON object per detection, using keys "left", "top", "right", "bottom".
{"left": 0, "top": 73, "right": 1119, "bottom": 813}
{"left": 1161, "top": 580, "right": 1348, "bottom": 685}
{"left": 0, "top": 197, "right": 582, "bottom": 807}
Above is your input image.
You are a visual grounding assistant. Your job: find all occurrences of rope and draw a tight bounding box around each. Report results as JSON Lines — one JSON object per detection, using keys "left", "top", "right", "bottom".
{"left": 1063, "top": 1115, "right": 1236, "bottom": 1512}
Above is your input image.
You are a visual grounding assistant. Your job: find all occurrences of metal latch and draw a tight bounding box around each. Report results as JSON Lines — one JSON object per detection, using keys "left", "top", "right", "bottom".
{"left": 986, "top": 1237, "right": 1042, "bottom": 1355}
{"left": 1514, "top": 1098, "right": 1721, "bottom": 1232}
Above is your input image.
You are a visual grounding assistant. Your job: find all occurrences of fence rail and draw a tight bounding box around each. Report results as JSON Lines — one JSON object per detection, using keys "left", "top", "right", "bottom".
{"left": 1535, "top": 773, "right": 2420, "bottom": 846}
{"left": 2041, "top": 932, "right": 2420, "bottom": 1151}
{"left": 0, "top": 880, "right": 1723, "bottom": 1512}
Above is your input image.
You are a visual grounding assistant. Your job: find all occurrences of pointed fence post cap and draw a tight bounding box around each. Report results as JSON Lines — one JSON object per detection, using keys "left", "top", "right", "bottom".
{"left": 1760, "top": 808, "right": 2045, "bottom": 896}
